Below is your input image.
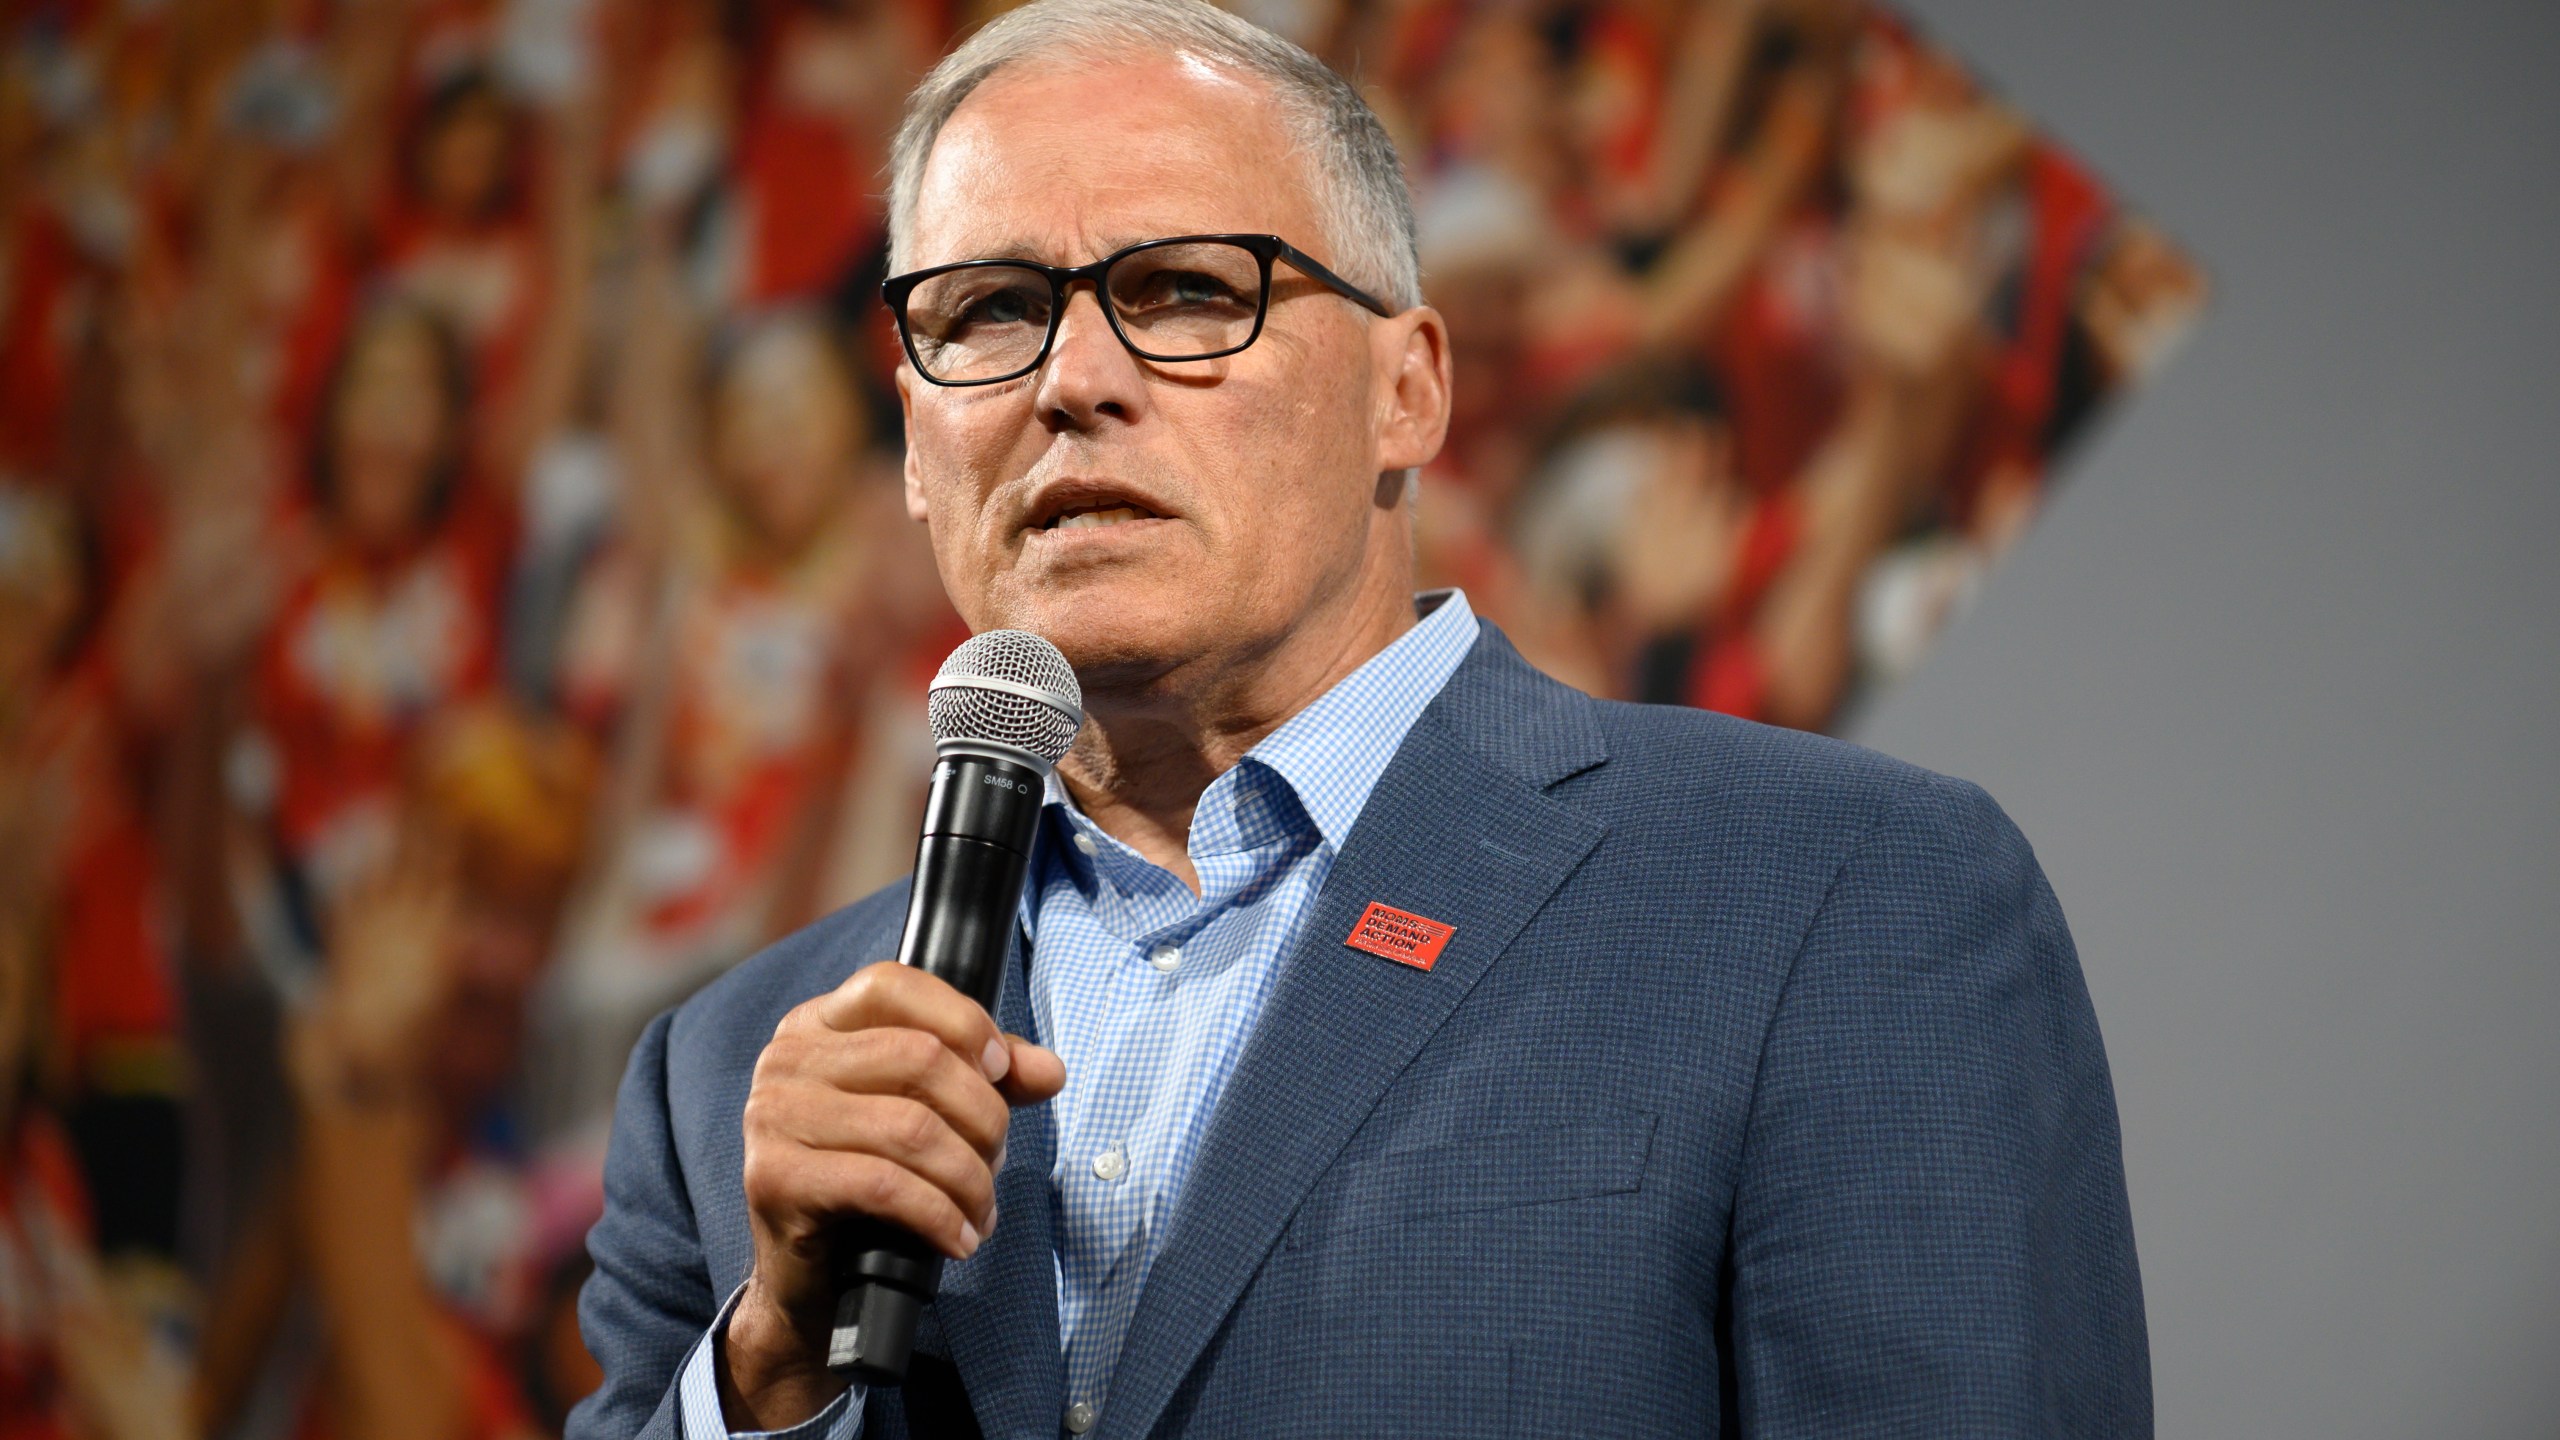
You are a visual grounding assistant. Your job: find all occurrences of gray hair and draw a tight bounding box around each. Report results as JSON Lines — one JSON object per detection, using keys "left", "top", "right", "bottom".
{"left": 886, "top": 0, "right": 1421, "bottom": 312}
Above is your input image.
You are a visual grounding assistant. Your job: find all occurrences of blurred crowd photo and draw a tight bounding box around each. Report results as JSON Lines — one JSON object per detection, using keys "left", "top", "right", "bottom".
{"left": 0, "top": 0, "right": 2200, "bottom": 1434}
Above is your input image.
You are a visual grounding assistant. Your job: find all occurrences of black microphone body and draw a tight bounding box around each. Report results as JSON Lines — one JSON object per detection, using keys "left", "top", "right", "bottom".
{"left": 827, "top": 747, "right": 1047, "bottom": 1384}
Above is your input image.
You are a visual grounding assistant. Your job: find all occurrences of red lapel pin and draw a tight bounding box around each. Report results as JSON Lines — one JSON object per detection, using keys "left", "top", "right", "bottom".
{"left": 1345, "top": 902, "right": 1457, "bottom": 971}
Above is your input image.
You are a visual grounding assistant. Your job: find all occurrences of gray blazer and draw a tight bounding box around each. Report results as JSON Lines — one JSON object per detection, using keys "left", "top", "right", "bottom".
{"left": 570, "top": 625, "right": 2149, "bottom": 1439}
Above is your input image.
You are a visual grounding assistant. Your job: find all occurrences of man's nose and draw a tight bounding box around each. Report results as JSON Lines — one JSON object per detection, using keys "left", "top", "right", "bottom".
{"left": 1034, "top": 285, "right": 1145, "bottom": 431}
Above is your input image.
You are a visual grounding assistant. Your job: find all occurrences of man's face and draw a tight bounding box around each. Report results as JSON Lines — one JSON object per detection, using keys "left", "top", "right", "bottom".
{"left": 896, "top": 54, "right": 1447, "bottom": 700}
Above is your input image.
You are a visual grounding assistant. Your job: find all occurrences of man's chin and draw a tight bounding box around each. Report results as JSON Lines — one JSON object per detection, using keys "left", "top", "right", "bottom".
{"left": 994, "top": 584, "right": 1217, "bottom": 685}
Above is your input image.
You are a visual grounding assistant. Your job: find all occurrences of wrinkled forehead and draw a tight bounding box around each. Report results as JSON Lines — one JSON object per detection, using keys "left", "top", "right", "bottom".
{"left": 906, "top": 51, "right": 1321, "bottom": 271}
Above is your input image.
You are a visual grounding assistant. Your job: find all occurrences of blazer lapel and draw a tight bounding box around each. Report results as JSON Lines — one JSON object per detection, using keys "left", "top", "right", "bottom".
{"left": 934, "top": 925, "right": 1067, "bottom": 1438}
{"left": 1094, "top": 630, "right": 1610, "bottom": 1440}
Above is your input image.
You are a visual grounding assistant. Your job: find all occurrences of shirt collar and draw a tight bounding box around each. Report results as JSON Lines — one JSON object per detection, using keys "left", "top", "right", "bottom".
{"left": 1235, "top": 588, "right": 1477, "bottom": 851}
{"left": 1024, "top": 590, "right": 1479, "bottom": 931}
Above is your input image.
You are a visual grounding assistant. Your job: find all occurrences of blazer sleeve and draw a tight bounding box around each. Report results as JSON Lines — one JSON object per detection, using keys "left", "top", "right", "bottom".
{"left": 569, "top": 1010, "right": 718, "bottom": 1440}
{"left": 1726, "top": 772, "right": 2151, "bottom": 1438}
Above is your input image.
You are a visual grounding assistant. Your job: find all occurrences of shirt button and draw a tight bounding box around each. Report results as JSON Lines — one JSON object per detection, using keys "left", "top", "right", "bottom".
{"left": 1149, "top": 943, "right": 1181, "bottom": 973}
{"left": 1092, "top": 1146, "right": 1128, "bottom": 1182}
{"left": 1072, "top": 832, "right": 1098, "bottom": 857}
{"left": 1063, "top": 1402, "right": 1097, "bottom": 1434}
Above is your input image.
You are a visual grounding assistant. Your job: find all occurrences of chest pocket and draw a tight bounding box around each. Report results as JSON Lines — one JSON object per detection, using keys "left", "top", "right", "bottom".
{"left": 1283, "top": 1109, "right": 1658, "bottom": 1251}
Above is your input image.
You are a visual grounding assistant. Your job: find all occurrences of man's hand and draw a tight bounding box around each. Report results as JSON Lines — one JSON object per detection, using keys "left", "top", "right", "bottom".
{"left": 721, "top": 961, "right": 1065, "bottom": 1430}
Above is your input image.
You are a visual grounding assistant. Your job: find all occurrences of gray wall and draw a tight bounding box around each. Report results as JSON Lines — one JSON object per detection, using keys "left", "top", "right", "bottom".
{"left": 1858, "top": 1, "right": 2560, "bottom": 1434}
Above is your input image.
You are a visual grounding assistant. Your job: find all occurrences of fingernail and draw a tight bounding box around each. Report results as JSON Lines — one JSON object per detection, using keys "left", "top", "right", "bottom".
{"left": 984, "top": 1200, "right": 1000, "bottom": 1237}
{"left": 992, "top": 1139, "right": 1008, "bottom": 1172}
{"left": 959, "top": 1220, "right": 983, "bottom": 1256}
{"left": 979, "top": 1037, "right": 1010, "bottom": 1082}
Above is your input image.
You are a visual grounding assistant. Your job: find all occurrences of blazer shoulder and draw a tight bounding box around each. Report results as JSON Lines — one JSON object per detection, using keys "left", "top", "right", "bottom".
{"left": 1451, "top": 628, "right": 1954, "bottom": 830}
{"left": 1575, "top": 699, "right": 2024, "bottom": 865}
{"left": 661, "top": 879, "right": 914, "bottom": 1070}
{"left": 1590, "top": 698, "right": 1929, "bottom": 803}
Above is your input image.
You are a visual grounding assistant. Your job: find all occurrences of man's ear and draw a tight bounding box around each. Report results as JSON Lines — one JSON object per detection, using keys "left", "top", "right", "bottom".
{"left": 1375, "top": 303, "right": 1453, "bottom": 478}
{"left": 896, "top": 366, "right": 931, "bottom": 523}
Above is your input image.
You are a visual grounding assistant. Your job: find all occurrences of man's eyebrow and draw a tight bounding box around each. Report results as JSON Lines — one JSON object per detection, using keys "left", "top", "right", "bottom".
{"left": 935, "top": 235, "right": 1178, "bottom": 266}
{"left": 964, "top": 242, "right": 1055, "bottom": 264}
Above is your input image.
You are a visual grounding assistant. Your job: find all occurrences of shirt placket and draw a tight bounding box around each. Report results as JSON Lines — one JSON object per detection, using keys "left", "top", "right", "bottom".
{"left": 1056, "top": 832, "right": 1210, "bottom": 1416}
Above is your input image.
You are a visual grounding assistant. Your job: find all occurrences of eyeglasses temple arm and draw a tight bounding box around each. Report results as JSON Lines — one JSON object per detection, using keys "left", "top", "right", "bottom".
{"left": 1274, "top": 240, "right": 1398, "bottom": 318}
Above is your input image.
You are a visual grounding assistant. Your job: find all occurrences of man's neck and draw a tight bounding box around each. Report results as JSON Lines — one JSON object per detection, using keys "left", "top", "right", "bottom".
{"left": 1055, "top": 584, "right": 1417, "bottom": 893}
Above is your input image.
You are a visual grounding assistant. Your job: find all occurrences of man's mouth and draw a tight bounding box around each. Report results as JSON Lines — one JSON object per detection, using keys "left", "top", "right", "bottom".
{"left": 1024, "top": 475, "right": 1176, "bottom": 535}
{"left": 1044, "top": 502, "right": 1162, "bottom": 531}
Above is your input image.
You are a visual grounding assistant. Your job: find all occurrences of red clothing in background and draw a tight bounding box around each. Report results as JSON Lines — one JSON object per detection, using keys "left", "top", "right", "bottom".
{"left": 25, "top": 651, "right": 177, "bottom": 1081}
{"left": 252, "top": 492, "right": 512, "bottom": 879}
{"left": 0, "top": 207, "right": 93, "bottom": 479}
{"left": 0, "top": 1115, "right": 90, "bottom": 1440}
{"left": 1946, "top": 143, "right": 2111, "bottom": 515}
{"left": 1683, "top": 489, "right": 1805, "bottom": 720}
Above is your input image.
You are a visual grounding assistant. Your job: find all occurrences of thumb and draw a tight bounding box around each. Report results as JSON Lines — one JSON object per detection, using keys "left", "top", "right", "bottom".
{"left": 996, "top": 1036, "right": 1065, "bottom": 1105}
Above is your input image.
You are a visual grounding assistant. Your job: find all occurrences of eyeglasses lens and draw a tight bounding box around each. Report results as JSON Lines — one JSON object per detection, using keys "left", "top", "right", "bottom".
{"left": 901, "top": 242, "right": 1266, "bottom": 383}
{"left": 1104, "top": 242, "right": 1264, "bottom": 358}
{"left": 902, "top": 265, "right": 1057, "bottom": 384}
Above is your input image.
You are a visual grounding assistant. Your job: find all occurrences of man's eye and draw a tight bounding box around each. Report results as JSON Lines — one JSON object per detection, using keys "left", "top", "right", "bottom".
{"left": 960, "top": 287, "right": 1039, "bottom": 326}
{"left": 1125, "top": 269, "right": 1245, "bottom": 310}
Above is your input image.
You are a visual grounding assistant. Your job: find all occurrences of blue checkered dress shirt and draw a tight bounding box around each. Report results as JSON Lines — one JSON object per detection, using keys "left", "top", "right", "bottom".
{"left": 679, "top": 591, "right": 1481, "bottom": 1439}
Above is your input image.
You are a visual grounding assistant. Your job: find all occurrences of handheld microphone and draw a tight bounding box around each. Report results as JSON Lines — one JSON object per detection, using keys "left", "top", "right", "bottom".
{"left": 827, "top": 630, "right": 1083, "bottom": 1385}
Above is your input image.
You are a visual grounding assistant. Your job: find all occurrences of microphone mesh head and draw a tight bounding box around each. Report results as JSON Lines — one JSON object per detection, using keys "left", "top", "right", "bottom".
{"left": 927, "top": 630, "right": 1083, "bottom": 766}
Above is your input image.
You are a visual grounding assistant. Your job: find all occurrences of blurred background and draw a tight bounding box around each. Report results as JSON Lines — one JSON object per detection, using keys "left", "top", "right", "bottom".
{"left": 6, "top": 0, "right": 2548, "bottom": 1436}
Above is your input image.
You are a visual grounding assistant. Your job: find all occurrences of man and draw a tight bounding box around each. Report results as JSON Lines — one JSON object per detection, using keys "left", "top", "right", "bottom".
{"left": 571, "top": 2, "right": 2149, "bottom": 1437}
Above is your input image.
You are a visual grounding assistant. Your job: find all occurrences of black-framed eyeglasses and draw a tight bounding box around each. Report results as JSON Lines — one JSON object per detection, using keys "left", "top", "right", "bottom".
{"left": 881, "top": 233, "right": 1397, "bottom": 387}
